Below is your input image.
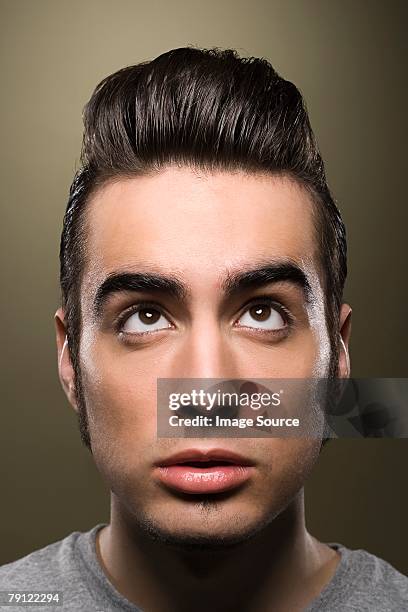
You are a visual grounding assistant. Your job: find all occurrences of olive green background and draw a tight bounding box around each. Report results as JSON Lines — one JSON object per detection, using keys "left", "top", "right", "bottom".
{"left": 1, "top": 0, "right": 407, "bottom": 573}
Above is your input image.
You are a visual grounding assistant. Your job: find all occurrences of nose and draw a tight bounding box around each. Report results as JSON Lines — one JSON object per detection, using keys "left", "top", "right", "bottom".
{"left": 165, "top": 316, "right": 249, "bottom": 421}
{"left": 169, "top": 316, "right": 240, "bottom": 380}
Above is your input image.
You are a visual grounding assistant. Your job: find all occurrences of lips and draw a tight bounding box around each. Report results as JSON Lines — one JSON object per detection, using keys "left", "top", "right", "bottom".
{"left": 153, "top": 448, "right": 255, "bottom": 495}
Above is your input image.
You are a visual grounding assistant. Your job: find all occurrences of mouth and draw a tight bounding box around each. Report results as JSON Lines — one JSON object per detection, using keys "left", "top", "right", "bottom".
{"left": 153, "top": 448, "right": 255, "bottom": 495}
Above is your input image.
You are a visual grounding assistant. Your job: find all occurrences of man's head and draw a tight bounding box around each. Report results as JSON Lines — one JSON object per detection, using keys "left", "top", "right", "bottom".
{"left": 55, "top": 46, "right": 351, "bottom": 547}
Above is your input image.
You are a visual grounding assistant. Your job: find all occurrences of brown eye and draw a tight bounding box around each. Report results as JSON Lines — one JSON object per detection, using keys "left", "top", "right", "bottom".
{"left": 237, "top": 302, "right": 286, "bottom": 331}
{"left": 249, "top": 304, "right": 271, "bottom": 322}
{"left": 139, "top": 308, "right": 161, "bottom": 324}
{"left": 122, "top": 307, "right": 171, "bottom": 334}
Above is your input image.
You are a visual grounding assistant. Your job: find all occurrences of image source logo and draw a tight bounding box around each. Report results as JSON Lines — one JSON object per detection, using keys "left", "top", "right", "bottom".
{"left": 157, "top": 378, "right": 330, "bottom": 438}
{"left": 157, "top": 378, "right": 408, "bottom": 438}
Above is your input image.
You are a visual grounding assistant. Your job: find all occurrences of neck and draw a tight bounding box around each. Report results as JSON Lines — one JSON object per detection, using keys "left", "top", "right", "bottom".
{"left": 96, "top": 489, "right": 339, "bottom": 612}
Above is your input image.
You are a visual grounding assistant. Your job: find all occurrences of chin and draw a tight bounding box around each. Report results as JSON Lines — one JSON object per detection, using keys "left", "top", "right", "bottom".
{"left": 137, "top": 519, "right": 268, "bottom": 551}
{"left": 133, "top": 498, "right": 275, "bottom": 551}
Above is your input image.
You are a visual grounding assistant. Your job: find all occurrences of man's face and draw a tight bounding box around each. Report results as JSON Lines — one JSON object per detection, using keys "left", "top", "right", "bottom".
{"left": 58, "top": 167, "right": 340, "bottom": 544}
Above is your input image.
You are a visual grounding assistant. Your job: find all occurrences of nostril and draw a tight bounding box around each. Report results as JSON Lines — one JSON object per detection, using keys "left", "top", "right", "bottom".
{"left": 239, "top": 381, "right": 260, "bottom": 395}
{"left": 177, "top": 401, "right": 239, "bottom": 419}
{"left": 180, "top": 404, "right": 202, "bottom": 418}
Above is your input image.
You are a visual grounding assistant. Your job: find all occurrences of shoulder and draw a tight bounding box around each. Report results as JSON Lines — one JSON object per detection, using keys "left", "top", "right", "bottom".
{"left": 355, "top": 547, "right": 408, "bottom": 604}
{"left": 329, "top": 543, "right": 408, "bottom": 610}
{"left": 0, "top": 530, "right": 84, "bottom": 590}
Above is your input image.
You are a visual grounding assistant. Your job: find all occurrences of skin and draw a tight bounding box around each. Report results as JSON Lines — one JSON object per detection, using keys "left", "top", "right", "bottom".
{"left": 55, "top": 167, "right": 352, "bottom": 612}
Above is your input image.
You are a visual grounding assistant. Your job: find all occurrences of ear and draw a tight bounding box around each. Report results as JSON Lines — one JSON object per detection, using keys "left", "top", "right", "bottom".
{"left": 337, "top": 303, "right": 352, "bottom": 378}
{"left": 54, "top": 307, "right": 78, "bottom": 410}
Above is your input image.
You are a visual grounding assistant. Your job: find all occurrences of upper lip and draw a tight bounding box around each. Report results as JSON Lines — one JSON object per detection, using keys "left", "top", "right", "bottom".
{"left": 154, "top": 448, "right": 255, "bottom": 467}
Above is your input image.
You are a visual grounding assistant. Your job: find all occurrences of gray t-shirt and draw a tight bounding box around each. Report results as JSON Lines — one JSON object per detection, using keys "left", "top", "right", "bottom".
{"left": 0, "top": 524, "right": 407, "bottom": 611}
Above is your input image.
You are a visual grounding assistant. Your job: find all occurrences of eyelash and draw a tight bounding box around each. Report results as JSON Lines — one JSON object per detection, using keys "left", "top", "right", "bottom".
{"left": 235, "top": 295, "right": 295, "bottom": 334}
{"left": 114, "top": 301, "right": 170, "bottom": 336}
{"left": 115, "top": 296, "right": 295, "bottom": 338}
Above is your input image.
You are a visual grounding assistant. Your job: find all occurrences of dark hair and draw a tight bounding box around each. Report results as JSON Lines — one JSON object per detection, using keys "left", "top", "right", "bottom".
{"left": 60, "top": 46, "right": 347, "bottom": 449}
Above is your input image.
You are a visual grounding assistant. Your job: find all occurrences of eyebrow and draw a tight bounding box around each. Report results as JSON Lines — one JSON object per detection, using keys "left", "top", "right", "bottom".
{"left": 92, "top": 259, "right": 313, "bottom": 318}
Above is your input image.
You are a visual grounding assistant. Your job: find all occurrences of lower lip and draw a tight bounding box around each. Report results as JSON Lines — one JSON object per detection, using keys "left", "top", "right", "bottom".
{"left": 155, "top": 465, "right": 253, "bottom": 494}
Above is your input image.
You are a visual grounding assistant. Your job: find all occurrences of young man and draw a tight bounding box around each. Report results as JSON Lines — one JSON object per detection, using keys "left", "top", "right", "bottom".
{"left": 1, "top": 46, "right": 407, "bottom": 611}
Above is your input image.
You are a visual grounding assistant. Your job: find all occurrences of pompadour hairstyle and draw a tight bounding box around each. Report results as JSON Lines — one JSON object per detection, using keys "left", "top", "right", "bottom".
{"left": 59, "top": 46, "right": 347, "bottom": 449}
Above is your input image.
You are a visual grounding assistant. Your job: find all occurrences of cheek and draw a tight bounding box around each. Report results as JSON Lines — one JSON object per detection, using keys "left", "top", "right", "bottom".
{"left": 79, "top": 347, "right": 158, "bottom": 476}
{"left": 277, "top": 439, "right": 321, "bottom": 480}
{"left": 240, "top": 333, "right": 326, "bottom": 378}
{"left": 257, "top": 439, "right": 321, "bottom": 507}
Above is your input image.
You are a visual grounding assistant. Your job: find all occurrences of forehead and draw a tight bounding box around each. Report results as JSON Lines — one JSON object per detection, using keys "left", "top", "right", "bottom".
{"left": 83, "top": 167, "right": 319, "bottom": 291}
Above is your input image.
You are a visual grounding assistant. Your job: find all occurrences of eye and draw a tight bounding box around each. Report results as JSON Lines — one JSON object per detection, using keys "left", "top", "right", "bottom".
{"left": 120, "top": 306, "right": 172, "bottom": 335}
{"left": 236, "top": 301, "right": 287, "bottom": 331}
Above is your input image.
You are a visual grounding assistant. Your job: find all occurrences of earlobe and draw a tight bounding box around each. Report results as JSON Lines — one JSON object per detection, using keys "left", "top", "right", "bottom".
{"left": 54, "top": 308, "right": 78, "bottom": 410}
{"left": 338, "top": 304, "right": 352, "bottom": 379}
